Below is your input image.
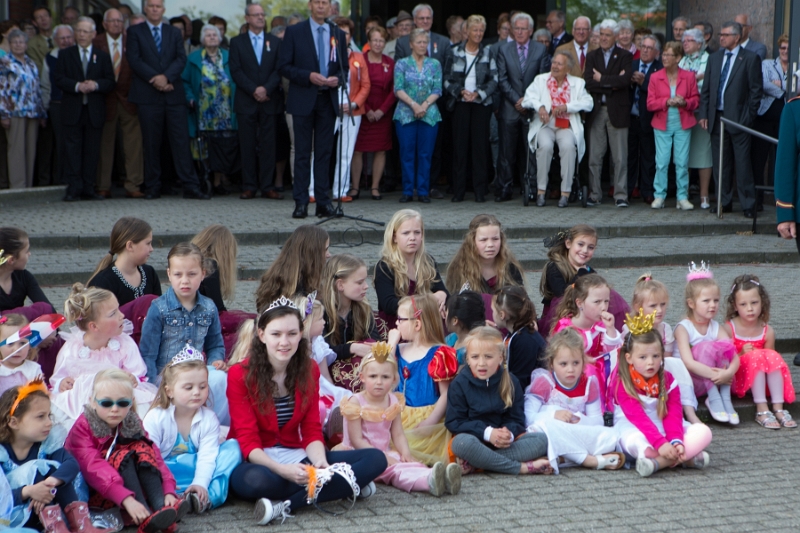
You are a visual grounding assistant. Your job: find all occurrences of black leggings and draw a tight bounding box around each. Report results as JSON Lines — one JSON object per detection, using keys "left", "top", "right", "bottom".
{"left": 23, "top": 466, "right": 80, "bottom": 529}
{"left": 118, "top": 454, "right": 166, "bottom": 511}
{"left": 230, "top": 449, "right": 387, "bottom": 511}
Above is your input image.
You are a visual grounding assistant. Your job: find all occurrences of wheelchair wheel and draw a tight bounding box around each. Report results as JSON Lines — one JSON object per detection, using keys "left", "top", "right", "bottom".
{"left": 581, "top": 185, "right": 589, "bottom": 208}
{"left": 523, "top": 179, "right": 530, "bottom": 206}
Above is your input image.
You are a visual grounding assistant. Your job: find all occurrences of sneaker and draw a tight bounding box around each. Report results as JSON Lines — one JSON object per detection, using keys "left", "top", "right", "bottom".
{"left": 172, "top": 498, "right": 192, "bottom": 521}
{"left": 557, "top": 196, "right": 568, "bottom": 208}
{"left": 586, "top": 197, "right": 601, "bottom": 207}
{"left": 651, "top": 197, "right": 665, "bottom": 209}
{"left": 444, "top": 463, "right": 462, "bottom": 495}
{"left": 138, "top": 507, "right": 177, "bottom": 533}
{"left": 186, "top": 492, "right": 209, "bottom": 514}
{"left": 254, "top": 499, "right": 292, "bottom": 526}
{"left": 615, "top": 198, "right": 629, "bottom": 208}
{"left": 536, "top": 194, "right": 546, "bottom": 207}
{"left": 677, "top": 199, "right": 695, "bottom": 210}
{"left": 427, "top": 462, "right": 446, "bottom": 497}
{"left": 358, "top": 481, "right": 376, "bottom": 500}
{"left": 635, "top": 457, "right": 658, "bottom": 478}
{"left": 689, "top": 451, "right": 710, "bottom": 469}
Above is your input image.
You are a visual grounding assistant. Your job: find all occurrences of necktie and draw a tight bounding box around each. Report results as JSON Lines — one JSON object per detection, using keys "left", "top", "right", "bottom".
{"left": 112, "top": 41, "right": 121, "bottom": 80}
{"left": 47, "top": 37, "right": 53, "bottom": 49}
{"left": 81, "top": 48, "right": 89, "bottom": 104}
{"left": 317, "top": 26, "right": 327, "bottom": 77}
{"left": 579, "top": 46, "right": 585, "bottom": 71}
{"left": 153, "top": 25, "right": 162, "bottom": 54}
{"left": 717, "top": 52, "right": 732, "bottom": 107}
{"left": 253, "top": 35, "right": 262, "bottom": 65}
{"left": 518, "top": 45, "right": 526, "bottom": 74}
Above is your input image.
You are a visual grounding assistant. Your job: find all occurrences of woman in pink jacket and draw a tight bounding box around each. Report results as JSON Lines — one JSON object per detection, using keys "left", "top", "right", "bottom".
{"left": 647, "top": 41, "right": 699, "bottom": 211}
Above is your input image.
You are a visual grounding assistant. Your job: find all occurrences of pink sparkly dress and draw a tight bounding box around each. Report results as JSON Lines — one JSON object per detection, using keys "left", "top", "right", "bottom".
{"left": 338, "top": 392, "right": 432, "bottom": 492}
{"left": 729, "top": 322, "right": 795, "bottom": 403}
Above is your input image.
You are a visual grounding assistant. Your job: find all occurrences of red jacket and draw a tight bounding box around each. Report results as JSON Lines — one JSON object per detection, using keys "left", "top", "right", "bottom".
{"left": 646, "top": 67, "right": 699, "bottom": 131}
{"left": 227, "top": 360, "right": 322, "bottom": 461}
{"left": 65, "top": 408, "right": 177, "bottom": 507}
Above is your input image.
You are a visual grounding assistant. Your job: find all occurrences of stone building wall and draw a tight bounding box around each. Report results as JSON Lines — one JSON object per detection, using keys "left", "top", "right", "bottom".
{"left": 679, "top": 0, "right": 776, "bottom": 57}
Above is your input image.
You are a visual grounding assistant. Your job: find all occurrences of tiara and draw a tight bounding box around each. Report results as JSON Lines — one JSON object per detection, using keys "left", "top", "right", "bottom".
{"left": 459, "top": 282, "right": 471, "bottom": 294}
{"left": 687, "top": 261, "right": 713, "bottom": 281}
{"left": 265, "top": 295, "right": 299, "bottom": 314}
{"left": 10, "top": 378, "right": 48, "bottom": 417}
{"left": 305, "top": 291, "right": 317, "bottom": 318}
{"left": 625, "top": 308, "right": 657, "bottom": 336}
{"left": 169, "top": 344, "right": 205, "bottom": 366}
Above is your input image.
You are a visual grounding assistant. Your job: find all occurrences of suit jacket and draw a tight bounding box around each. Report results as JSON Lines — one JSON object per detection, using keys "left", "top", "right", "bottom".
{"left": 126, "top": 22, "right": 187, "bottom": 106}
{"left": 743, "top": 39, "right": 767, "bottom": 61}
{"left": 27, "top": 34, "right": 52, "bottom": 73}
{"left": 277, "top": 19, "right": 349, "bottom": 117}
{"left": 549, "top": 31, "right": 573, "bottom": 55}
{"left": 229, "top": 32, "right": 283, "bottom": 114}
{"left": 496, "top": 38, "right": 550, "bottom": 122}
{"left": 583, "top": 45, "right": 633, "bottom": 128}
{"left": 54, "top": 45, "right": 115, "bottom": 128}
{"left": 774, "top": 96, "right": 800, "bottom": 224}
{"left": 555, "top": 40, "right": 597, "bottom": 78}
{"left": 629, "top": 58, "right": 662, "bottom": 131}
{"left": 698, "top": 47, "right": 763, "bottom": 129}
{"left": 93, "top": 34, "right": 137, "bottom": 119}
{"left": 394, "top": 31, "right": 451, "bottom": 66}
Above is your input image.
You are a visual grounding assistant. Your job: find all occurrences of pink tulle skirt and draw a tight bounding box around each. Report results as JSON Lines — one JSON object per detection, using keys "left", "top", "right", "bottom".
{"left": 539, "top": 289, "right": 630, "bottom": 338}
{"left": 732, "top": 348, "right": 795, "bottom": 403}
{"left": 690, "top": 340, "right": 736, "bottom": 396}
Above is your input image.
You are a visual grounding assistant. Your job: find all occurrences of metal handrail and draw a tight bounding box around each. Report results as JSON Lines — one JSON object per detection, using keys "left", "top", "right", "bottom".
{"left": 716, "top": 117, "right": 778, "bottom": 219}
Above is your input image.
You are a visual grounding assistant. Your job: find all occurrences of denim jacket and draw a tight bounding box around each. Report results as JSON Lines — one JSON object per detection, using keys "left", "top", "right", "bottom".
{"left": 139, "top": 287, "right": 224, "bottom": 381}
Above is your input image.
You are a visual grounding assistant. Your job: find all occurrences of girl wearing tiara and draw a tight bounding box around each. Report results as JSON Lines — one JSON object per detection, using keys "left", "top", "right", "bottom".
{"left": 337, "top": 342, "right": 461, "bottom": 496}
{"left": 674, "top": 262, "right": 740, "bottom": 425}
{"left": 723, "top": 275, "right": 796, "bottom": 429}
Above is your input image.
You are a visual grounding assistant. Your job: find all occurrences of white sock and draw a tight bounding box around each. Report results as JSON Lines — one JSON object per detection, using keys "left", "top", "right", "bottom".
{"left": 706, "top": 385, "right": 725, "bottom": 414}
{"left": 720, "top": 384, "right": 735, "bottom": 415}
{"left": 766, "top": 371, "right": 785, "bottom": 404}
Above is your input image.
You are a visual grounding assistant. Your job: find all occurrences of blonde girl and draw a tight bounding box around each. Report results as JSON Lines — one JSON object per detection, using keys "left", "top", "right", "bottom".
{"left": 320, "top": 254, "right": 381, "bottom": 392}
{"left": 52, "top": 284, "right": 156, "bottom": 422}
{"left": 674, "top": 264, "right": 739, "bottom": 425}
{"left": 143, "top": 348, "right": 242, "bottom": 512}
{"left": 445, "top": 214, "right": 524, "bottom": 296}
{"left": 374, "top": 209, "right": 448, "bottom": 328}
{"left": 524, "top": 329, "right": 623, "bottom": 473}
{"left": 338, "top": 342, "right": 461, "bottom": 496}
{"left": 445, "top": 327, "right": 551, "bottom": 475}
{"left": 65, "top": 369, "right": 187, "bottom": 532}
{"left": 395, "top": 294, "right": 457, "bottom": 464}
{"left": 723, "top": 275, "right": 795, "bottom": 429}
{"left": 0, "top": 314, "right": 43, "bottom": 395}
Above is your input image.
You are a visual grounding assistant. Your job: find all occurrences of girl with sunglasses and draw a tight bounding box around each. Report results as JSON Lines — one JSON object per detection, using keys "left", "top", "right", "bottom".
{"left": 66, "top": 369, "right": 189, "bottom": 533}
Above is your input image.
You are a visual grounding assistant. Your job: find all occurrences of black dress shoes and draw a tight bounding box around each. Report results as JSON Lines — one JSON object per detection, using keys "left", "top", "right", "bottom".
{"left": 475, "top": 194, "right": 485, "bottom": 203}
{"left": 316, "top": 204, "right": 336, "bottom": 217}
{"left": 81, "top": 193, "right": 105, "bottom": 200}
{"left": 144, "top": 193, "right": 161, "bottom": 200}
{"left": 63, "top": 195, "right": 79, "bottom": 202}
{"left": 495, "top": 192, "right": 512, "bottom": 202}
{"left": 292, "top": 203, "right": 308, "bottom": 219}
{"left": 451, "top": 195, "right": 464, "bottom": 203}
{"left": 743, "top": 209, "right": 755, "bottom": 219}
{"left": 710, "top": 203, "right": 733, "bottom": 214}
{"left": 418, "top": 195, "right": 431, "bottom": 203}
{"left": 184, "top": 189, "right": 210, "bottom": 200}
{"left": 399, "top": 195, "right": 412, "bottom": 203}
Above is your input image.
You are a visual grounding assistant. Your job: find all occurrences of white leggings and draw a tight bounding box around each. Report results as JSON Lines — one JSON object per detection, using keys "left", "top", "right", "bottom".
{"left": 752, "top": 370, "right": 785, "bottom": 404}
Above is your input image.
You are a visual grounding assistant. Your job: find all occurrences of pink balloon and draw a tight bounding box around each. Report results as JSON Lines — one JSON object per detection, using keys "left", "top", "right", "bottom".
{"left": 682, "top": 423, "right": 712, "bottom": 458}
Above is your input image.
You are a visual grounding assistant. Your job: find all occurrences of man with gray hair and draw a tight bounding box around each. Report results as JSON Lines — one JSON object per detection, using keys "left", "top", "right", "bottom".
{"left": 556, "top": 16, "right": 594, "bottom": 78}
{"left": 628, "top": 35, "right": 662, "bottom": 204}
{"left": 394, "top": 4, "right": 450, "bottom": 65}
{"left": 734, "top": 13, "right": 766, "bottom": 60}
{"left": 583, "top": 19, "right": 633, "bottom": 207}
{"left": 672, "top": 16, "right": 690, "bottom": 40}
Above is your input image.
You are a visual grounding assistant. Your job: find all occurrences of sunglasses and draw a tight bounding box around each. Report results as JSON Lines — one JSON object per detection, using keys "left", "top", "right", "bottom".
{"left": 95, "top": 397, "right": 133, "bottom": 408}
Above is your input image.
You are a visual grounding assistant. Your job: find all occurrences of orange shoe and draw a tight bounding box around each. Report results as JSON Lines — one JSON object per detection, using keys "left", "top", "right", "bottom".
{"left": 309, "top": 197, "right": 316, "bottom": 203}
{"left": 340, "top": 196, "right": 353, "bottom": 203}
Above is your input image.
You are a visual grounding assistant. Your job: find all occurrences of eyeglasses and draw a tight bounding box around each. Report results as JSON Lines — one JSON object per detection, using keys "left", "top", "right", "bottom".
{"left": 95, "top": 397, "right": 133, "bottom": 408}
{"left": 396, "top": 317, "right": 415, "bottom": 323}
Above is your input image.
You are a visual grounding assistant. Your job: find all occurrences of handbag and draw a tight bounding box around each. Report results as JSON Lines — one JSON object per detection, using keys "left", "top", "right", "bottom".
{"left": 445, "top": 51, "right": 479, "bottom": 112}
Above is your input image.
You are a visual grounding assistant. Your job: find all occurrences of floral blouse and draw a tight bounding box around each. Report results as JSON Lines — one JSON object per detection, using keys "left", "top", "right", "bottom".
{"left": 0, "top": 54, "right": 46, "bottom": 119}
{"left": 393, "top": 56, "right": 442, "bottom": 127}
{"left": 679, "top": 50, "right": 709, "bottom": 92}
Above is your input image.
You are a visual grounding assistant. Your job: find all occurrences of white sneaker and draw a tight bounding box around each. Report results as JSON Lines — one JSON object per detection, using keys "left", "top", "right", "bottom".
{"left": 254, "top": 499, "right": 292, "bottom": 526}
{"left": 358, "top": 481, "right": 376, "bottom": 500}
{"left": 677, "top": 199, "right": 695, "bottom": 210}
{"left": 427, "top": 462, "right": 445, "bottom": 497}
{"left": 635, "top": 457, "right": 658, "bottom": 477}
{"left": 689, "top": 451, "right": 710, "bottom": 469}
{"left": 651, "top": 197, "right": 665, "bottom": 209}
{"left": 444, "top": 462, "right": 462, "bottom": 495}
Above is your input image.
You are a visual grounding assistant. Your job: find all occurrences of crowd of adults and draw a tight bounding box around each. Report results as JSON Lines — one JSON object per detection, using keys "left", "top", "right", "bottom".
{"left": 0, "top": 0, "right": 793, "bottom": 219}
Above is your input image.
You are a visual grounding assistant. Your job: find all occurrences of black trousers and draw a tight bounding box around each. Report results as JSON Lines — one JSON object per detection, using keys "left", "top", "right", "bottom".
{"left": 138, "top": 102, "right": 199, "bottom": 194}
{"left": 49, "top": 102, "right": 66, "bottom": 185}
{"left": 451, "top": 102, "right": 492, "bottom": 199}
{"left": 627, "top": 114, "right": 656, "bottom": 197}
{"left": 750, "top": 99, "right": 783, "bottom": 205}
{"left": 239, "top": 108, "right": 277, "bottom": 192}
{"left": 292, "top": 92, "right": 336, "bottom": 206}
{"left": 496, "top": 115, "right": 534, "bottom": 195}
{"left": 710, "top": 112, "right": 755, "bottom": 210}
{"left": 63, "top": 106, "right": 103, "bottom": 196}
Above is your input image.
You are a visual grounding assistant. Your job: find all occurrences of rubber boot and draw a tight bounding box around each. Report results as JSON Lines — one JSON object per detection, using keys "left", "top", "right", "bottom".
{"left": 64, "top": 502, "right": 108, "bottom": 533}
{"left": 39, "top": 505, "right": 70, "bottom": 533}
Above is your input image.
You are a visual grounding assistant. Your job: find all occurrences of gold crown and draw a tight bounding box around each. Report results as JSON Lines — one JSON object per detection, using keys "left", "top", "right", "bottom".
{"left": 625, "top": 308, "right": 657, "bottom": 336}
{"left": 370, "top": 341, "right": 393, "bottom": 364}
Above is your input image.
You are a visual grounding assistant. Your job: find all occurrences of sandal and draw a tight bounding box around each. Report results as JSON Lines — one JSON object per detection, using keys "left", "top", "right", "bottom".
{"left": 371, "top": 188, "right": 382, "bottom": 200}
{"left": 347, "top": 188, "right": 360, "bottom": 200}
{"left": 595, "top": 452, "right": 625, "bottom": 470}
{"left": 755, "top": 411, "right": 780, "bottom": 429}
{"left": 774, "top": 409, "right": 797, "bottom": 428}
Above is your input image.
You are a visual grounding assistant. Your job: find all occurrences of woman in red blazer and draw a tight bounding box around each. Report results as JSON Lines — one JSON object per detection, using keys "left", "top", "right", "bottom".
{"left": 227, "top": 300, "right": 385, "bottom": 526}
{"left": 647, "top": 41, "right": 700, "bottom": 211}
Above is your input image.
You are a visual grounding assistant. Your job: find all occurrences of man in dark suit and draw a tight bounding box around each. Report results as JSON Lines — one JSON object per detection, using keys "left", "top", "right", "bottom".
{"left": 278, "top": 0, "right": 348, "bottom": 219}
{"left": 583, "top": 19, "right": 633, "bottom": 207}
{"left": 394, "top": 4, "right": 450, "bottom": 64}
{"left": 495, "top": 12, "right": 550, "bottom": 202}
{"left": 230, "top": 3, "right": 284, "bottom": 200}
{"left": 628, "top": 35, "right": 662, "bottom": 204}
{"left": 126, "top": 0, "right": 208, "bottom": 199}
{"left": 698, "top": 21, "right": 762, "bottom": 217}
{"left": 734, "top": 14, "right": 767, "bottom": 60}
{"left": 545, "top": 10, "right": 572, "bottom": 55}
{"left": 55, "top": 17, "right": 115, "bottom": 201}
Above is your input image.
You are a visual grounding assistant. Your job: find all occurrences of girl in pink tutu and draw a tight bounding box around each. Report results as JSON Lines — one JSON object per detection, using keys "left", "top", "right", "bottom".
{"left": 337, "top": 342, "right": 461, "bottom": 497}
{"left": 674, "top": 262, "right": 740, "bottom": 425}
{"left": 723, "top": 275, "right": 796, "bottom": 429}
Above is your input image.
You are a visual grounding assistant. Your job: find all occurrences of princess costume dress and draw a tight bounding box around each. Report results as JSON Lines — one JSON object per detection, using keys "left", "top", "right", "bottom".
{"left": 729, "top": 322, "right": 795, "bottom": 403}
{"left": 524, "top": 369, "right": 619, "bottom": 473}
{"left": 309, "top": 336, "right": 353, "bottom": 429}
{"left": 676, "top": 319, "right": 735, "bottom": 396}
{"left": 0, "top": 360, "right": 43, "bottom": 397}
{"left": 397, "top": 345, "right": 458, "bottom": 465}
{"left": 50, "top": 327, "right": 157, "bottom": 423}
{"left": 336, "top": 392, "right": 433, "bottom": 491}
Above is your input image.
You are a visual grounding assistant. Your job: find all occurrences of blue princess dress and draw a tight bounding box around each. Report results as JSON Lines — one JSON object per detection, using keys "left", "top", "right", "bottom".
{"left": 143, "top": 405, "right": 241, "bottom": 509}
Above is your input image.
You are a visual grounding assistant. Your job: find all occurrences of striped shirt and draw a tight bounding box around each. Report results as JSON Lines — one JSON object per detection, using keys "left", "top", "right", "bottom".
{"left": 274, "top": 394, "right": 295, "bottom": 428}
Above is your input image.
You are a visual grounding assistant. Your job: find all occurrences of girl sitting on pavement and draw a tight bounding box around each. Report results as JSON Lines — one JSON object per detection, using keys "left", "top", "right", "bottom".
{"left": 444, "top": 290, "right": 485, "bottom": 365}
{"left": 491, "top": 286, "right": 546, "bottom": 390}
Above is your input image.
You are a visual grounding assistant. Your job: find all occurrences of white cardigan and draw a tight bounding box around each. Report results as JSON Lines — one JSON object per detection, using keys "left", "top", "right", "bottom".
{"left": 522, "top": 73, "right": 594, "bottom": 163}
{"left": 143, "top": 404, "right": 221, "bottom": 489}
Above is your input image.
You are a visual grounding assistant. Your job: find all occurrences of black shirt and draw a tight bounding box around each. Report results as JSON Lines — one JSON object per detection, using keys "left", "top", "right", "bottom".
{"left": 199, "top": 261, "right": 226, "bottom": 312}
{"left": 506, "top": 328, "right": 547, "bottom": 390}
{"left": 373, "top": 258, "right": 448, "bottom": 316}
{"left": 542, "top": 263, "right": 594, "bottom": 305}
{"left": 323, "top": 308, "right": 381, "bottom": 361}
{"left": 0, "top": 270, "right": 54, "bottom": 313}
{"left": 88, "top": 264, "right": 162, "bottom": 307}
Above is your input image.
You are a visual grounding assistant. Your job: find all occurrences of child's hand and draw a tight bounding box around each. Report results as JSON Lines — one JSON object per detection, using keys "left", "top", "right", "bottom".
{"left": 740, "top": 343, "right": 753, "bottom": 354}
{"left": 211, "top": 360, "right": 229, "bottom": 372}
{"left": 485, "top": 320, "right": 497, "bottom": 328}
{"left": 554, "top": 410, "right": 576, "bottom": 423}
{"left": 658, "top": 442, "right": 680, "bottom": 463}
{"left": 59, "top": 377, "right": 75, "bottom": 392}
{"left": 350, "top": 343, "right": 373, "bottom": 357}
{"left": 122, "top": 496, "right": 151, "bottom": 525}
{"left": 386, "top": 329, "right": 401, "bottom": 346}
{"left": 279, "top": 463, "right": 311, "bottom": 485}
{"left": 185, "top": 485, "right": 209, "bottom": 508}
{"left": 490, "top": 428, "right": 513, "bottom": 448}
{"left": 674, "top": 444, "right": 686, "bottom": 461}
{"left": 433, "top": 291, "right": 448, "bottom": 318}
{"left": 399, "top": 452, "right": 415, "bottom": 463}
{"left": 22, "top": 481, "right": 56, "bottom": 505}
{"left": 600, "top": 311, "right": 615, "bottom": 331}
{"left": 164, "top": 494, "right": 179, "bottom": 506}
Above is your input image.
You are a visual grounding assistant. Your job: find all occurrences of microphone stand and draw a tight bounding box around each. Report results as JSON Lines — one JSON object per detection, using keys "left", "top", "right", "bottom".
{"left": 317, "top": 28, "right": 383, "bottom": 227}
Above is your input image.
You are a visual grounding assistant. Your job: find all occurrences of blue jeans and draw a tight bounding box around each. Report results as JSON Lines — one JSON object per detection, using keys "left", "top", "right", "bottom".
{"left": 654, "top": 125, "right": 691, "bottom": 200}
{"left": 395, "top": 120, "right": 439, "bottom": 196}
